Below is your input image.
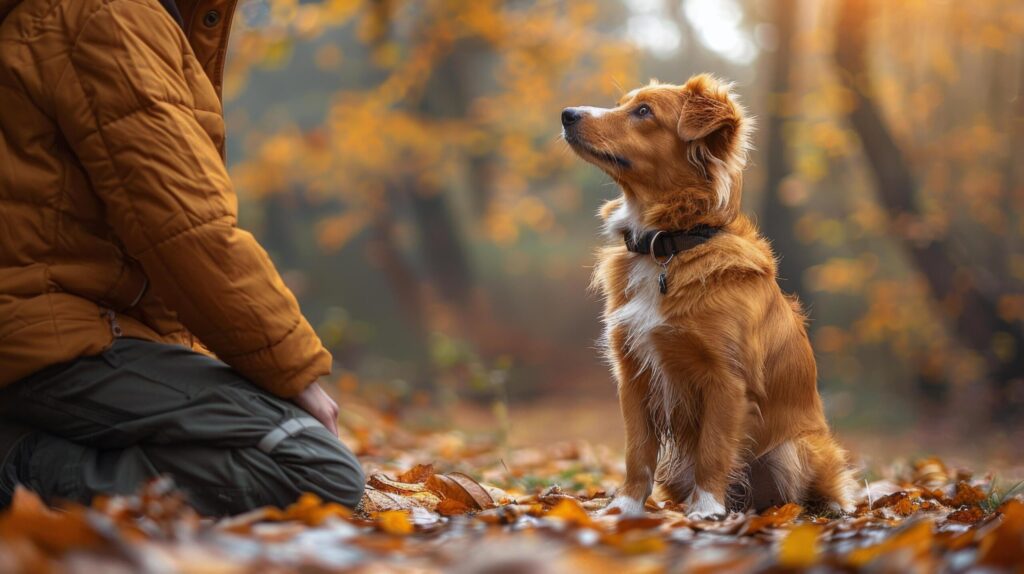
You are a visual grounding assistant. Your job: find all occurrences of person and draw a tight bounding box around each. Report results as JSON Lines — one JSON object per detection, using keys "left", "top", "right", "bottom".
{"left": 0, "top": 0, "right": 365, "bottom": 515}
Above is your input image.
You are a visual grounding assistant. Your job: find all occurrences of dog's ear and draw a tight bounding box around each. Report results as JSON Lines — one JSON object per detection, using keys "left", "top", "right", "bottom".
{"left": 676, "top": 75, "right": 740, "bottom": 143}
{"left": 676, "top": 75, "right": 751, "bottom": 211}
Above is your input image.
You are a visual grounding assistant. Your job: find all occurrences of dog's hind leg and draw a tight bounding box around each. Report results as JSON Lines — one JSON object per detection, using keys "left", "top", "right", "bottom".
{"left": 749, "top": 440, "right": 807, "bottom": 511}
{"left": 796, "top": 432, "right": 856, "bottom": 513}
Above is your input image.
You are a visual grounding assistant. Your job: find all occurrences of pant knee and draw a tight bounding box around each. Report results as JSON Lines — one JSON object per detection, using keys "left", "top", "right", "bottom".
{"left": 273, "top": 432, "right": 365, "bottom": 509}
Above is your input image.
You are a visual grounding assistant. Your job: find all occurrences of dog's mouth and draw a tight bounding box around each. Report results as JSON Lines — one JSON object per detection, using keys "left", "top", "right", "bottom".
{"left": 564, "top": 133, "right": 631, "bottom": 169}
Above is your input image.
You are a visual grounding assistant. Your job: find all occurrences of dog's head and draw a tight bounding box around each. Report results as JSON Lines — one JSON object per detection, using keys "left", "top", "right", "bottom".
{"left": 562, "top": 74, "right": 752, "bottom": 228}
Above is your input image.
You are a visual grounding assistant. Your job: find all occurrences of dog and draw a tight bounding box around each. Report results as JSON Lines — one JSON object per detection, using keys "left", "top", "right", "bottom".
{"left": 562, "top": 74, "right": 856, "bottom": 519}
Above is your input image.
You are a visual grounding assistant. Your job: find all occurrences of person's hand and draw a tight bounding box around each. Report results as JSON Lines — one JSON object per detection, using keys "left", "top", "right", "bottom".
{"left": 291, "top": 381, "right": 340, "bottom": 436}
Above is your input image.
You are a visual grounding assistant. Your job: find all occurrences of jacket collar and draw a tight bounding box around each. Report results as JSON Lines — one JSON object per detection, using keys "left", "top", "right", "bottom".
{"left": 158, "top": 0, "right": 184, "bottom": 29}
{"left": 173, "top": 0, "right": 239, "bottom": 102}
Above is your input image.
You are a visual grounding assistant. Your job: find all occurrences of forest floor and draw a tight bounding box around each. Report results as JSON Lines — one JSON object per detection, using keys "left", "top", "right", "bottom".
{"left": 2, "top": 400, "right": 1024, "bottom": 573}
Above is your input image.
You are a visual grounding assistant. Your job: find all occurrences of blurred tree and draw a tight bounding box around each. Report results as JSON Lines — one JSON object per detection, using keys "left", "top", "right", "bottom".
{"left": 834, "top": 0, "right": 1024, "bottom": 422}
{"left": 759, "top": 0, "right": 808, "bottom": 300}
{"left": 226, "top": 0, "right": 638, "bottom": 390}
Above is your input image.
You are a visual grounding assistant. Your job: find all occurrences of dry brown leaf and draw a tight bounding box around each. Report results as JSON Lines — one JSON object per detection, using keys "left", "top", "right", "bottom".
{"left": 436, "top": 498, "right": 473, "bottom": 516}
{"left": 368, "top": 473, "right": 432, "bottom": 496}
{"left": 913, "top": 457, "right": 949, "bottom": 488}
{"left": 361, "top": 485, "right": 440, "bottom": 513}
{"left": 741, "top": 503, "right": 803, "bottom": 535}
{"left": 978, "top": 499, "right": 1024, "bottom": 568}
{"left": 0, "top": 487, "right": 104, "bottom": 554}
{"left": 950, "top": 481, "right": 987, "bottom": 507}
{"left": 615, "top": 516, "right": 664, "bottom": 533}
{"left": 397, "top": 463, "right": 435, "bottom": 484}
{"left": 446, "top": 472, "right": 496, "bottom": 509}
{"left": 946, "top": 506, "right": 986, "bottom": 524}
{"left": 845, "top": 519, "right": 934, "bottom": 567}
{"left": 425, "top": 473, "right": 494, "bottom": 510}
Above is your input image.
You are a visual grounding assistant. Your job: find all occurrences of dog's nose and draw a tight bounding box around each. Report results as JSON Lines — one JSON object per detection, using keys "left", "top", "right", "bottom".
{"left": 561, "top": 107, "right": 582, "bottom": 127}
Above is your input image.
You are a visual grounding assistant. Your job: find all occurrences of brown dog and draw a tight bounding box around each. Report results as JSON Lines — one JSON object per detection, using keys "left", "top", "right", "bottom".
{"left": 563, "top": 75, "right": 855, "bottom": 519}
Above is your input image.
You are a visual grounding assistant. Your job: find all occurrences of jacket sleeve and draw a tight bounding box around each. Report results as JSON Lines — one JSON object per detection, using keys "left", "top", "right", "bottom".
{"left": 52, "top": 0, "right": 332, "bottom": 397}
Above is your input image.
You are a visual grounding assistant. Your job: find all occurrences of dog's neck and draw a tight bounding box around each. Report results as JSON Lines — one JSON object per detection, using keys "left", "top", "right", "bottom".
{"left": 603, "top": 190, "right": 736, "bottom": 243}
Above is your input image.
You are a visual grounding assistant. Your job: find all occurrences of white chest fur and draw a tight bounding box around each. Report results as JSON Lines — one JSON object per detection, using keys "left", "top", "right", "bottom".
{"left": 602, "top": 201, "right": 677, "bottom": 436}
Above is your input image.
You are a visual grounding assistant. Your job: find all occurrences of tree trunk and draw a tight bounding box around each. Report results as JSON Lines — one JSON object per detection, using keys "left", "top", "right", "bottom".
{"left": 834, "top": 0, "right": 1024, "bottom": 422}
{"left": 408, "top": 187, "right": 473, "bottom": 304}
{"left": 759, "top": 0, "right": 808, "bottom": 300}
{"left": 408, "top": 43, "right": 479, "bottom": 309}
{"left": 367, "top": 206, "right": 430, "bottom": 340}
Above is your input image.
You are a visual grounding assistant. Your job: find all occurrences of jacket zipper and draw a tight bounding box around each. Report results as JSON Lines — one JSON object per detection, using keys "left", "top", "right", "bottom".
{"left": 102, "top": 308, "right": 124, "bottom": 338}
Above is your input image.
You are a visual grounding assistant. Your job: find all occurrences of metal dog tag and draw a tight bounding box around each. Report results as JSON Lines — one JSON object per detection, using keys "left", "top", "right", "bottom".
{"left": 658, "top": 272, "right": 668, "bottom": 294}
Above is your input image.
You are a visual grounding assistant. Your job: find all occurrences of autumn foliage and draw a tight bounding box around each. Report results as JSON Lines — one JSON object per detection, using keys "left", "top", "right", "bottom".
{"left": 1, "top": 419, "right": 1023, "bottom": 572}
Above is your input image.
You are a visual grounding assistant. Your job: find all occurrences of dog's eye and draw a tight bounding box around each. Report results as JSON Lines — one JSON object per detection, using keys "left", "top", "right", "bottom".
{"left": 634, "top": 104, "right": 652, "bottom": 118}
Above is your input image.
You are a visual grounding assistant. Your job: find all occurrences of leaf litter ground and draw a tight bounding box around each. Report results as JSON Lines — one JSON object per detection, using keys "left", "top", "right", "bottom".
{"left": 2, "top": 405, "right": 1023, "bottom": 573}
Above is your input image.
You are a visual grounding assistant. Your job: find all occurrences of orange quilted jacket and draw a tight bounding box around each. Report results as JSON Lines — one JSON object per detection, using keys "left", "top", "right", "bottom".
{"left": 0, "top": 0, "right": 332, "bottom": 397}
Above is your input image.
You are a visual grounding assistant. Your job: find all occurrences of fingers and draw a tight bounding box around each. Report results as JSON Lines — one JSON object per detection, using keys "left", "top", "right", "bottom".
{"left": 322, "top": 393, "right": 340, "bottom": 436}
{"left": 291, "top": 382, "right": 341, "bottom": 437}
{"left": 325, "top": 403, "right": 340, "bottom": 436}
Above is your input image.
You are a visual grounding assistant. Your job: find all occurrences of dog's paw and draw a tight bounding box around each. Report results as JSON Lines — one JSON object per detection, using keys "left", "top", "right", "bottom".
{"left": 601, "top": 496, "right": 646, "bottom": 517}
{"left": 685, "top": 488, "right": 726, "bottom": 520}
{"left": 686, "top": 508, "right": 727, "bottom": 520}
{"left": 826, "top": 500, "right": 856, "bottom": 517}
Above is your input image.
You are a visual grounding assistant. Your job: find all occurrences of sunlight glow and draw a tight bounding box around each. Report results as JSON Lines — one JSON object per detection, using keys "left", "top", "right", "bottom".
{"left": 625, "top": 14, "right": 683, "bottom": 58}
{"left": 683, "top": 0, "right": 757, "bottom": 64}
{"left": 622, "top": 0, "right": 681, "bottom": 58}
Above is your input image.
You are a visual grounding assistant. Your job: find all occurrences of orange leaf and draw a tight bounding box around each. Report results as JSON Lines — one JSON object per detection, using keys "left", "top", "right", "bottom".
{"left": 778, "top": 523, "right": 821, "bottom": 568}
{"left": 546, "top": 499, "right": 593, "bottom": 528}
{"left": 741, "top": 503, "right": 803, "bottom": 535}
{"left": 397, "top": 463, "right": 435, "bottom": 484}
{"left": 950, "top": 482, "right": 987, "bottom": 507}
{"left": 425, "top": 473, "right": 494, "bottom": 511}
{"left": 0, "top": 487, "right": 103, "bottom": 554}
{"left": 845, "top": 519, "right": 934, "bottom": 567}
{"left": 436, "top": 498, "right": 472, "bottom": 516}
{"left": 279, "top": 492, "right": 352, "bottom": 526}
{"left": 979, "top": 499, "right": 1024, "bottom": 567}
{"left": 377, "top": 510, "right": 414, "bottom": 535}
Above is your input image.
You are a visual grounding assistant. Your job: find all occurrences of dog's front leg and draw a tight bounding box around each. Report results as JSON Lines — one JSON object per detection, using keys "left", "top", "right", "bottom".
{"left": 604, "top": 374, "right": 658, "bottom": 516}
{"left": 687, "top": 375, "right": 745, "bottom": 520}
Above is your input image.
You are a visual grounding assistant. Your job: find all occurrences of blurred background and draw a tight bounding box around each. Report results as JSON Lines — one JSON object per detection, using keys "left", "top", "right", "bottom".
{"left": 222, "top": 0, "right": 1024, "bottom": 461}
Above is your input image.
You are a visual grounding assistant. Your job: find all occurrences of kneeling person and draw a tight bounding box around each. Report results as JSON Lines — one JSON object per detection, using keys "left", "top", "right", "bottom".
{"left": 0, "top": 0, "right": 364, "bottom": 515}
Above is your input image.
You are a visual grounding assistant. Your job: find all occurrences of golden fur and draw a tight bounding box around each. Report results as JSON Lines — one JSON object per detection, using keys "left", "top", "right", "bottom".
{"left": 564, "top": 75, "right": 855, "bottom": 518}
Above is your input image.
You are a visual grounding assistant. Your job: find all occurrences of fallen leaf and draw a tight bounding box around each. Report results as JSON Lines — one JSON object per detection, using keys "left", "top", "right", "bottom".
{"left": 845, "top": 519, "right": 934, "bottom": 567}
{"left": 377, "top": 510, "right": 414, "bottom": 535}
{"left": 978, "top": 499, "right": 1024, "bottom": 567}
{"left": 425, "top": 473, "right": 495, "bottom": 510}
{"left": 778, "top": 523, "right": 821, "bottom": 568}
{"left": 0, "top": 487, "right": 103, "bottom": 554}
{"left": 546, "top": 498, "right": 594, "bottom": 528}
{"left": 397, "top": 463, "right": 435, "bottom": 484}
{"left": 741, "top": 503, "right": 803, "bottom": 535}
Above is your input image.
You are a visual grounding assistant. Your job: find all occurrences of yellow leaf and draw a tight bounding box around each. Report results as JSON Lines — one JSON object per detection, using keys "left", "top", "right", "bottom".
{"left": 778, "top": 523, "right": 821, "bottom": 568}
{"left": 377, "top": 510, "right": 414, "bottom": 535}
{"left": 546, "top": 499, "right": 593, "bottom": 528}
{"left": 845, "top": 520, "right": 933, "bottom": 567}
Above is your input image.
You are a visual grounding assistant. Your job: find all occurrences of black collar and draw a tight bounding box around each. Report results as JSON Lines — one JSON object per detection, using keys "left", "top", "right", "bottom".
{"left": 623, "top": 225, "right": 721, "bottom": 259}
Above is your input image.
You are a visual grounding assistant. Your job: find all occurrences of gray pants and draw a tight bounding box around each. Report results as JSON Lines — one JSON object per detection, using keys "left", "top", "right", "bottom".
{"left": 0, "top": 339, "right": 364, "bottom": 516}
